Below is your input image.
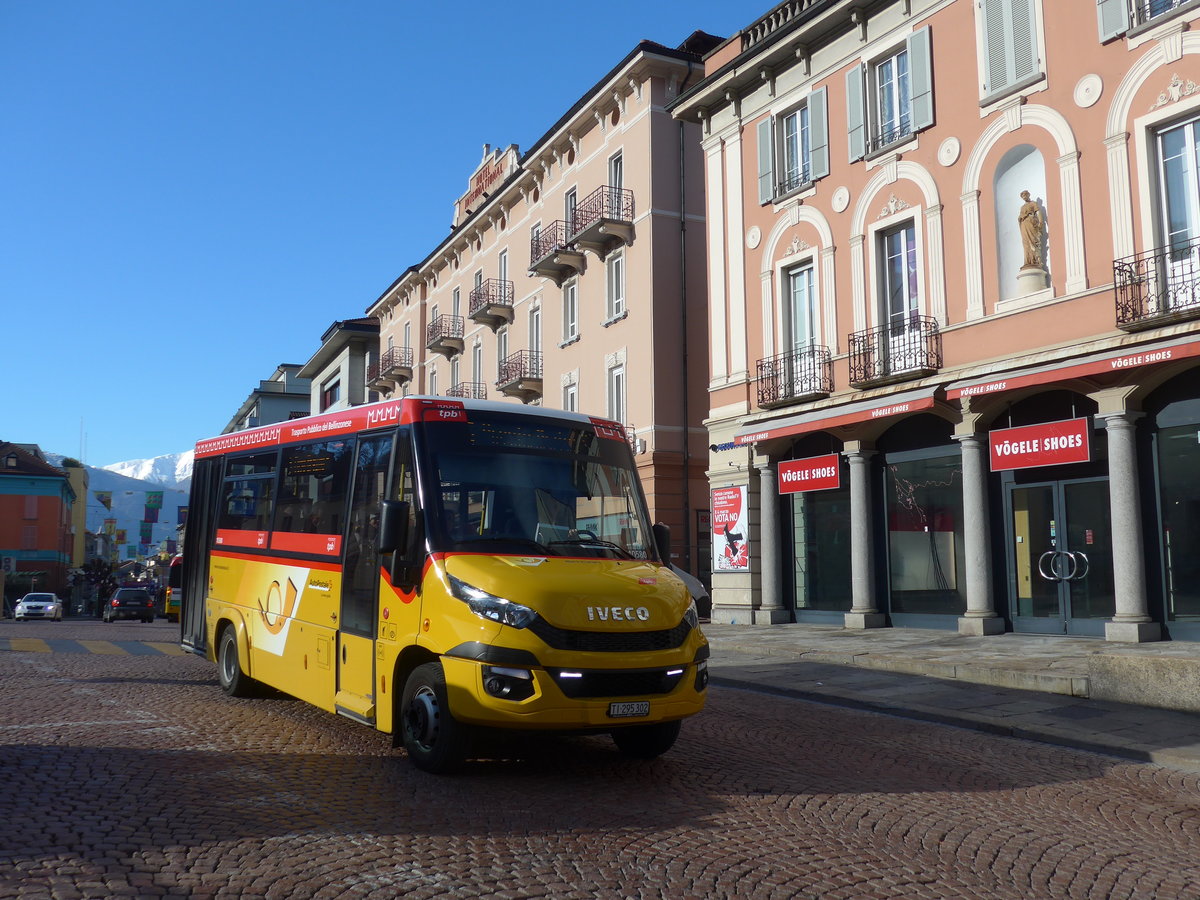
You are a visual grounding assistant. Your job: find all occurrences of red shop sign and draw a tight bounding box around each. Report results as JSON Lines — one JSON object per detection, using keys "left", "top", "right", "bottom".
{"left": 989, "top": 417, "right": 1091, "bottom": 471}
{"left": 777, "top": 454, "right": 841, "bottom": 494}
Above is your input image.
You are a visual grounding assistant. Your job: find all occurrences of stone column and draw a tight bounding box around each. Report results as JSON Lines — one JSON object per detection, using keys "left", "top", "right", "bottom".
{"left": 1102, "top": 412, "right": 1161, "bottom": 642}
{"left": 843, "top": 442, "right": 885, "bottom": 629}
{"left": 955, "top": 433, "right": 1004, "bottom": 635}
{"left": 755, "top": 464, "right": 790, "bottom": 624}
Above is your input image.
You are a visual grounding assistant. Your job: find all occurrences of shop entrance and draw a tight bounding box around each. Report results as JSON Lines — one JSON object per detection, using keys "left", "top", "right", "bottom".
{"left": 1006, "top": 477, "right": 1114, "bottom": 635}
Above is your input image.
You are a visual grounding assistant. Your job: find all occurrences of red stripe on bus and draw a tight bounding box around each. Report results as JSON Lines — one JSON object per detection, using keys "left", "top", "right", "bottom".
{"left": 269, "top": 531, "right": 343, "bottom": 556}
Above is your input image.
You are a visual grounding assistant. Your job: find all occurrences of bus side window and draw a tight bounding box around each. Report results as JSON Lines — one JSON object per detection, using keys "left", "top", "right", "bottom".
{"left": 219, "top": 451, "right": 277, "bottom": 534}
{"left": 277, "top": 438, "right": 355, "bottom": 535}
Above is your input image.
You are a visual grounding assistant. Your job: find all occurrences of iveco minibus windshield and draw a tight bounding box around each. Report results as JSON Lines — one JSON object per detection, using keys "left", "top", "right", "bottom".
{"left": 417, "top": 412, "right": 655, "bottom": 560}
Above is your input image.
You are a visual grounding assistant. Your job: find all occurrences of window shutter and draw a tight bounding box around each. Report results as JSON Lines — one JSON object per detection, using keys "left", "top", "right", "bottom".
{"left": 846, "top": 64, "right": 867, "bottom": 162}
{"left": 981, "top": 0, "right": 1008, "bottom": 94}
{"left": 1096, "top": 0, "right": 1128, "bottom": 41}
{"left": 907, "top": 27, "right": 934, "bottom": 132}
{"left": 982, "top": 0, "right": 1037, "bottom": 95}
{"left": 757, "top": 117, "right": 775, "bottom": 204}
{"left": 808, "top": 86, "right": 829, "bottom": 181}
{"left": 1011, "top": 0, "right": 1037, "bottom": 82}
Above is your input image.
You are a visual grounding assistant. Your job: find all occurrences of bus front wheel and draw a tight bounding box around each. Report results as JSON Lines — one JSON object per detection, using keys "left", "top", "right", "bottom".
{"left": 400, "top": 662, "right": 471, "bottom": 774}
{"left": 217, "top": 626, "right": 255, "bottom": 698}
{"left": 611, "top": 720, "right": 682, "bottom": 759}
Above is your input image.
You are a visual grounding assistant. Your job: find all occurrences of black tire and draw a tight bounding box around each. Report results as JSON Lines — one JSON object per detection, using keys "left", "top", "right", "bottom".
{"left": 400, "top": 662, "right": 472, "bottom": 774}
{"left": 142, "top": 617, "right": 153, "bottom": 624}
{"left": 611, "top": 719, "right": 682, "bottom": 760}
{"left": 217, "top": 626, "right": 255, "bottom": 698}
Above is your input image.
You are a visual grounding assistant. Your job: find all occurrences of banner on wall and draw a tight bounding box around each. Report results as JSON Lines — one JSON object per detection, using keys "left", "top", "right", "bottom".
{"left": 140, "top": 522, "right": 153, "bottom": 543}
{"left": 116, "top": 529, "right": 127, "bottom": 544}
{"left": 144, "top": 506, "right": 159, "bottom": 523}
{"left": 145, "top": 491, "right": 163, "bottom": 509}
{"left": 177, "top": 506, "right": 188, "bottom": 526}
{"left": 711, "top": 485, "right": 750, "bottom": 572}
{"left": 94, "top": 491, "right": 112, "bottom": 510}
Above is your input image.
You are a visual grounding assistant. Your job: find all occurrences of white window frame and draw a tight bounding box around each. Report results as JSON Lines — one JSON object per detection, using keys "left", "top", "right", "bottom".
{"left": 472, "top": 340, "right": 483, "bottom": 383}
{"left": 452, "top": 288, "right": 460, "bottom": 319}
{"left": 846, "top": 28, "right": 932, "bottom": 162}
{"left": 607, "top": 364, "right": 626, "bottom": 424}
{"left": 562, "top": 279, "right": 579, "bottom": 344}
{"left": 757, "top": 88, "right": 828, "bottom": 204}
{"left": 605, "top": 250, "right": 626, "bottom": 322}
{"left": 529, "top": 304, "right": 542, "bottom": 352}
{"left": 497, "top": 326, "right": 509, "bottom": 376}
{"left": 563, "top": 381, "right": 578, "bottom": 412}
{"left": 498, "top": 249, "right": 508, "bottom": 285}
{"left": 608, "top": 152, "right": 624, "bottom": 191}
{"left": 976, "top": 0, "right": 1043, "bottom": 103}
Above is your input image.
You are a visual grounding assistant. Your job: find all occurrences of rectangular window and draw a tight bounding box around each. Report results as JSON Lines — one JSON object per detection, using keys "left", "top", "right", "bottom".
{"left": 563, "top": 280, "right": 579, "bottom": 341}
{"left": 472, "top": 341, "right": 483, "bottom": 382}
{"left": 606, "top": 251, "right": 625, "bottom": 320}
{"left": 320, "top": 376, "right": 341, "bottom": 412}
{"left": 980, "top": 0, "right": 1039, "bottom": 99}
{"left": 450, "top": 357, "right": 460, "bottom": 388}
{"left": 498, "top": 250, "right": 508, "bottom": 285}
{"left": 404, "top": 323, "right": 411, "bottom": 349}
{"left": 21, "top": 525, "right": 36, "bottom": 550}
{"left": 497, "top": 326, "right": 509, "bottom": 374}
{"left": 786, "top": 263, "right": 817, "bottom": 349}
{"left": 429, "top": 365, "right": 438, "bottom": 396}
{"left": 879, "top": 221, "right": 919, "bottom": 326}
{"left": 452, "top": 288, "right": 461, "bottom": 318}
{"left": 875, "top": 48, "right": 911, "bottom": 148}
{"left": 565, "top": 189, "right": 577, "bottom": 232}
{"left": 218, "top": 450, "right": 278, "bottom": 537}
{"left": 607, "top": 364, "right": 626, "bottom": 423}
{"left": 847, "top": 28, "right": 932, "bottom": 161}
{"left": 563, "top": 382, "right": 578, "bottom": 412}
{"left": 272, "top": 438, "right": 355, "bottom": 555}
{"left": 758, "top": 88, "right": 829, "bottom": 204}
{"left": 529, "top": 305, "right": 542, "bottom": 352}
{"left": 609, "top": 152, "right": 624, "bottom": 191}
{"left": 885, "top": 452, "right": 965, "bottom": 616}
{"left": 24, "top": 495, "right": 37, "bottom": 519}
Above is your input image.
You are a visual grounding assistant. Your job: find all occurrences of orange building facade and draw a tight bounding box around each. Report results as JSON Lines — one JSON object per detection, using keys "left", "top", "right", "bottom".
{"left": 675, "top": 0, "right": 1200, "bottom": 641}
{"left": 0, "top": 443, "right": 76, "bottom": 598}
{"left": 366, "top": 36, "right": 718, "bottom": 577}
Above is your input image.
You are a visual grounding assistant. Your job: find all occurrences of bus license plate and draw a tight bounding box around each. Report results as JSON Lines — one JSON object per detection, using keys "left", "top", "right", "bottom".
{"left": 608, "top": 701, "right": 650, "bottom": 718}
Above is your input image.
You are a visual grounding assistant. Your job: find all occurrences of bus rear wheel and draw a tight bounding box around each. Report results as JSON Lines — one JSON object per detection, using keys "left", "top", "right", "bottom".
{"left": 400, "top": 662, "right": 471, "bottom": 774}
{"left": 611, "top": 719, "right": 681, "bottom": 759}
{"left": 217, "top": 626, "right": 255, "bottom": 698}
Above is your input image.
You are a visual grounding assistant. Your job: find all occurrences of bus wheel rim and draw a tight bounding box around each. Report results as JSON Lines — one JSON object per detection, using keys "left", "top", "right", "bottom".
{"left": 406, "top": 686, "right": 440, "bottom": 749}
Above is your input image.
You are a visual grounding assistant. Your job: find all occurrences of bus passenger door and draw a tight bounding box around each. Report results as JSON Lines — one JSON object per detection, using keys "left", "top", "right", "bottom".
{"left": 336, "top": 433, "right": 394, "bottom": 724}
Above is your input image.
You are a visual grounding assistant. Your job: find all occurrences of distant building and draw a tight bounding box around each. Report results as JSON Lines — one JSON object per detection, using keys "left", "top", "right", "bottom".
{"left": 0, "top": 441, "right": 75, "bottom": 598}
{"left": 61, "top": 458, "right": 88, "bottom": 571}
{"left": 222, "top": 364, "right": 312, "bottom": 433}
{"left": 365, "top": 32, "right": 722, "bottom": 575}
{"left": 297, "top": 317, "right": 380, "bottom": 415}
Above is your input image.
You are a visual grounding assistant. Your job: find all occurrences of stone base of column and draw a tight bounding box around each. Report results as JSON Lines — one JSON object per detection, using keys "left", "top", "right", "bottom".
{"left": 844, "top": 611, "right": 887, "bottom": 629}
{"left": 957, "top": 615, "right": 1005, "bottom": 636}
{"left": 1105, "top": 620, "right": 1162, "bottom": 643}
{"left": 752, "top": 607, "right": 792, "bottom": 624}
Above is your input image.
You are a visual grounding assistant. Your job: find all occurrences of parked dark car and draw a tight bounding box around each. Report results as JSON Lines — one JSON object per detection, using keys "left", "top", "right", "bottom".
{"left": 102, "top": 587, "right": 156, "bottom": 623}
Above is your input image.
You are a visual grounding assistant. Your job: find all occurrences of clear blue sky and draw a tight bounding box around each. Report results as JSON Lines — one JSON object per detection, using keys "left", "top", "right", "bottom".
{"left": 2, "top": 1, "right": 752, "bottom": 466}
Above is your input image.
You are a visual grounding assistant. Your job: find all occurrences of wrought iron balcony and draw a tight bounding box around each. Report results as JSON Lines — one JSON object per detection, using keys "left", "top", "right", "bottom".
{"left": 366, "top": 345, "right": 414, "bottom": 392}
{"left": 774, "top": 166, "right": 812, "bottom": 200}
{"left": 866, "top": 120, "right": 913, "bottom": 156}
{"left": 848, "top": 315, "right": 942, "bottom": 387}
{"left": 496, "top": 350, "right": 543, "bottom": 402}
{"left": 1114, "top": 238, "right": 1200, "bottom": 330}
{"left": 425, "top": 315, "right": 464, "bottom": 359}
{"left": 446, "top": 381, "right": 487, "bottom": 400}
{"left": 529, "top": 220, "right": 585, "bottom": 286}
{"left": 469, "top": 278, "right": 515, "bottom": 332}
{"left": 757, "top": 345, "right": 833, "bottom": 408}
{"left": 570, "top": 185, "right": 635, "bottom": 257}
{"left": 1133, "top": 0, "right": 1190, "bottom": 27}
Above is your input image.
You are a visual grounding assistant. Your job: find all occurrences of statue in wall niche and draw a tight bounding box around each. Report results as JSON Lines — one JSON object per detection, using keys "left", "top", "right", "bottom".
{"left": 1018, "top": 190, "right": 1046, "bottom": 270}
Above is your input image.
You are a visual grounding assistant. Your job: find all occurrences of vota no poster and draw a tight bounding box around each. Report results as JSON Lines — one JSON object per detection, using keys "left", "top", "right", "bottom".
{"left": 711, "top": 485, "right": 750, "bottom": 572}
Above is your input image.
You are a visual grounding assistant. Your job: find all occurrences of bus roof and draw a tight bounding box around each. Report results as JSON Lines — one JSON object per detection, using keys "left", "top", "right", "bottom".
{"left": 194, "top": 396, "right": 626, "bottom": 459}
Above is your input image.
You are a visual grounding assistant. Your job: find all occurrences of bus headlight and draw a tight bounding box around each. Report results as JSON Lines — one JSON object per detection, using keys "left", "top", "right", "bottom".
{"left": 684, "top": 600, "right": 699, "bottom": 629}
{"left": 448, "top": 574, "right": 539, "bottom": 629}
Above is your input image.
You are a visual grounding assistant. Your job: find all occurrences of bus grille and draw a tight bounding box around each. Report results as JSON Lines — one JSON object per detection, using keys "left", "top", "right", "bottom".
{"left": 547, "top": 667, "right": 685, "bottom": 699}
{"left": 528, "top": 620, "right": 693, "bottom": 652}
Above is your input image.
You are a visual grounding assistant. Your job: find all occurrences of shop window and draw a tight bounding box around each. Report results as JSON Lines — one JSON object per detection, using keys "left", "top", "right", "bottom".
{"left": 884, "top": 450, "right": 966, "bottom": 616}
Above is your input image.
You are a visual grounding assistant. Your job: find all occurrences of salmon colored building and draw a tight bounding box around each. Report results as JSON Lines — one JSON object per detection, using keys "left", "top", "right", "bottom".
{"left": 365, "top": 34, "right": 720, "bottom": 577}
{"left": 674, "top": 0, "right": 1200, "bottom": 642}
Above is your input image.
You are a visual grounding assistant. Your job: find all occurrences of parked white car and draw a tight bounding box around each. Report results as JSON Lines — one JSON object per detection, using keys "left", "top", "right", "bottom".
{"left": 14, "top": 593, "right": 64, "bottom": 622}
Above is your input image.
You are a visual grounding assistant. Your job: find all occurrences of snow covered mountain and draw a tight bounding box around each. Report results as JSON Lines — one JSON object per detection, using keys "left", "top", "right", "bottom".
{"left": 102, "top": 451, "right": 194, "bottom": 491}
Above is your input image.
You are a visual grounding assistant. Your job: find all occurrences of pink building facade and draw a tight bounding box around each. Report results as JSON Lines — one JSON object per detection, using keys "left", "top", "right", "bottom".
{"left": 366, "top": 35, "right": 719, "bottom": 577}
{"left": 675, "top": 0, "right": 1200, "bottom": 641}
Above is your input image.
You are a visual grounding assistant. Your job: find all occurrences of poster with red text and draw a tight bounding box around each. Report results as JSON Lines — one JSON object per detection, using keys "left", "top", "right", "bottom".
{"left": 711, "top": 485, "right": 750, "bottom": 572}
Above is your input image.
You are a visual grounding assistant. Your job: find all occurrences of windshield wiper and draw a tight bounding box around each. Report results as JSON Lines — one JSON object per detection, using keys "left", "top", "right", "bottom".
{"left": 548, "top": 537, "right": 633, "bottom": 559}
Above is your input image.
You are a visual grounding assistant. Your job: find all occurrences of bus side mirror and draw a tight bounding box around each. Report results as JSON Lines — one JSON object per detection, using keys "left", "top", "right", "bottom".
{"left": 378, "top": 500, "right": 409, "bottom": 554}
{"left": 653, "top": 522, "right": 671, "bottom": 564}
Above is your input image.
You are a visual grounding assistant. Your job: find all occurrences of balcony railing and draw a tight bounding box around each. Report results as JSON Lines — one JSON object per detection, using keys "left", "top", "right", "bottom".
{"left": 571, "top": 186, "right": 635, "bottom": 257}
{"left": 468, "top": 278, "right": 515, "bottom": 331}
{"left": 866, "top": 120, "right": 913, "bottom": 155}
{"left": 496, "top": 350, "right": 543, "bottom": 401}
{"left": 425, "top": 314, "right": 465, "bottom": 358}
{"left": 1114, "top": 237, "right": 1200, "bottom": 330}
{"left": 848, "top": 315, "right": 942, "bottom": 387}
{"left": 366, "top": 345, "right": 414, "bottom": 390}
{"left": 529, "top": 220, "right": 584, "bottom": 285}
{"left": 756, "top": 345, "right": 833, "bottom": 408}
{"left": 1133, "top": 0, "right": 1191, "bottom": 27}
{"left": 775, "top": 165, "right": 812, "bottom": 200}
{"left": 446, "top": 381, "right": 487, "bottom": 400}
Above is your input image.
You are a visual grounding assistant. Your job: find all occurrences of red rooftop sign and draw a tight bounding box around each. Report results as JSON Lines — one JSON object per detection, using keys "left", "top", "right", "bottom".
{"left": 989, "top": 417, "right": 1091, "bottom": 471}
{"left": 777, "top": 454, "right": 841, "bottom": 494}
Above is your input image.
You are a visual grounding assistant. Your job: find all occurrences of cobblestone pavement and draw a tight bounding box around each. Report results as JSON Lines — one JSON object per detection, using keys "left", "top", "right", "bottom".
{"left": 3, "top": 620, "right": 1200, "bottom": 899}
